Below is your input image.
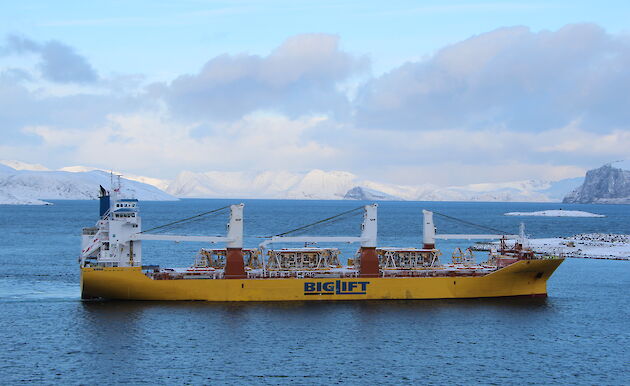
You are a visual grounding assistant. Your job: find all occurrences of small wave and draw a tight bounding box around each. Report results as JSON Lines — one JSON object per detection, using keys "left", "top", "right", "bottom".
{"left": 0, "top": 278, "right": 80, "bottom": 302}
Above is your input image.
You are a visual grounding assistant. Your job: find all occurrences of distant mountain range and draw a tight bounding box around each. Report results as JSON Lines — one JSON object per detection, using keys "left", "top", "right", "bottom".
{"left": 166, "top": 169, "right": 584, "bottom": 202}
{"left": 0, "top": 160, "right": 589, "bottom": 205}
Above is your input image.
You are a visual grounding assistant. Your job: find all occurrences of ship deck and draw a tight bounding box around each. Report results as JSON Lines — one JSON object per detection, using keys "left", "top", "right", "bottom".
{"left": 145, "top": 263, "right": 500, "bottom": 280}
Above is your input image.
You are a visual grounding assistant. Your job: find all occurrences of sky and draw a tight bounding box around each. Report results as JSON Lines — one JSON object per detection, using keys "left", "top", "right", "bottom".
{"left": 1, "top": 0, "right": 630, "bottom": 186}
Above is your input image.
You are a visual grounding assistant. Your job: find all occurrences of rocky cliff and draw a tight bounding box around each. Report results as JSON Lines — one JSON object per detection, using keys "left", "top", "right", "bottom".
{"left": 563, "top": 165, "right": 630, "bottom": 204}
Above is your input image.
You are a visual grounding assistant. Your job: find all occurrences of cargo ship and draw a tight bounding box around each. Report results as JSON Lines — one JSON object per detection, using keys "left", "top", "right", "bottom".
{"left": 80, "top": 184, "right": 564, "bottom": 301}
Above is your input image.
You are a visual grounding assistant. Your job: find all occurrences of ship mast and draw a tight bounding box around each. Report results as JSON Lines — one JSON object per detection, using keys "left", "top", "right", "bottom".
{"left": 258, "top": 204, "right": 380, "bottom": 277}
{"left": 422, "top": 210, "right": 519, "bottom": 243}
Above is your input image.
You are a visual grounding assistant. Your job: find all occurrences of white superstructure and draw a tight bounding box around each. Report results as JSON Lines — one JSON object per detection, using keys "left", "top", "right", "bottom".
{"left": 80, "top": 192, "right": 142, "bottom": 267}
{"left": 80, "top": 184, "right": 242, "bottom": 268}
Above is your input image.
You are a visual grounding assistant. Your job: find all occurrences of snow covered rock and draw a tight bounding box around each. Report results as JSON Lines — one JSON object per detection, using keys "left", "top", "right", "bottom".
{"left": 344, "top": 186, "right": 401, "bottom": 200}
{"left": 563, "top": 164, "right": 630, "bottom": 204}
{"left": 0, "top": 189, "right": 52, "bottom": 205}
{"left": 478, "top": 233, "right": 630, "bottom": 260}
{"left": 504, "top": 210, "right": 605, "bottom": 217}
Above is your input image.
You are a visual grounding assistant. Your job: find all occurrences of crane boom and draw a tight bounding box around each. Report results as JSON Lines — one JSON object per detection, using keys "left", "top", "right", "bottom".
{"left": 435, "top": 234, "right": 519, "bottom": 240}
{"left": 130, "top": 234, "right": 233, "bottom": 243}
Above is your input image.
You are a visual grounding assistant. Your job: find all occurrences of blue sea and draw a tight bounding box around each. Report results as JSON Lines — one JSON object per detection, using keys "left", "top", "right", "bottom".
{"left": 1, "top": 199, "right": 629, "bottom": 384}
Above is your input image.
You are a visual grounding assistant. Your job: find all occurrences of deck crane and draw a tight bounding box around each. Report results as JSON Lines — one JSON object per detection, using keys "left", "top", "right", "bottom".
{"left": 258, "top": 204, "right": 380, "bottom": 277}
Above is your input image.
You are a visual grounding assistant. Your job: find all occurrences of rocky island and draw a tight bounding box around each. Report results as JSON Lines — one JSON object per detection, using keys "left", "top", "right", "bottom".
{"left": 563, "top": 164, "right": 630, "bottom": 204}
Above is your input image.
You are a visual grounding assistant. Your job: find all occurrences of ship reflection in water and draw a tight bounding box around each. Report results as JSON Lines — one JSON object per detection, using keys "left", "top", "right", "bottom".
{"left": 71, "top": 293, "right": 598, "bottom": 384}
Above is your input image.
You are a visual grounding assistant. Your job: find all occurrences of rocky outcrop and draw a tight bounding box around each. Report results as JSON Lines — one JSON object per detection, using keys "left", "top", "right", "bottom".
{"left": 344, "top": 186, "right": 400, "bottom": 201}
{"left": 563, "top": 165, "right": 630, "bottom": 204}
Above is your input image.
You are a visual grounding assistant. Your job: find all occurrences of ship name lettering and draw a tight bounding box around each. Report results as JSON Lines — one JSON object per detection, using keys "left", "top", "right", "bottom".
{"left": 303, "top": 280, "right": 370, "bottom": 295}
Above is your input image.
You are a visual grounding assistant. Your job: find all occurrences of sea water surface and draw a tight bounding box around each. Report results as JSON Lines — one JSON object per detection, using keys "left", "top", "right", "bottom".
{"left": 1, "top": 200, "right": 629, "bottom": 384}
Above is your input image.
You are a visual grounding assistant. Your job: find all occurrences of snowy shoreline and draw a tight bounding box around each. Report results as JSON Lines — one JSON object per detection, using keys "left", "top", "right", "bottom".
{"left": 0, "top": 191, "right": 53, "bottom": 205}
{"left": 473, "top": 233, "right": 630, "bottom": 260}
{"left": 504, "top": 210, "right": 604, "bottom": 217}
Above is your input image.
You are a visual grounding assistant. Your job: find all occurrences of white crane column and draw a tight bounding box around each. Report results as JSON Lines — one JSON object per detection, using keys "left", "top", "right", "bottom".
{"left": 423, "top": 210, "right": 436, "bottom": 249}
{"left": 359, "top": 204, "right": 379, "bottom": 277}
{"left": 224, "top": 203, "right": 246, "bottom": 279}
{"left": 226, "top": 203, "right": 244, "bottom": 248}
{"left": 360, "top": 204, "right": 378, "bottom": 247}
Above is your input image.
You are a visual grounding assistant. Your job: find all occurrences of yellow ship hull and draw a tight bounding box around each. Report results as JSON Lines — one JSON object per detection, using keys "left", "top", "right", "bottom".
{"left": 81, "top": 259, "right": 563, "bottom": 301}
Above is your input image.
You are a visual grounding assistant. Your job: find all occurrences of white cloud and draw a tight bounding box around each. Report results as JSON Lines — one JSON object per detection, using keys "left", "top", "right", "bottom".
{"left": 154, "top": 33, "right": 368, "bottom": 121}
{"left": 537, "top": 124, "right": 630, "bottom": 155}
{"left": 1, "top": 35, "right": 98, "bottom": 83}
{"left": 355, "top": 23, "right": 630, "bottom": 133}
{"left": 21, "top": 111, "right": 339, "bottom": 178}
{"left": 2, "top": 27, "right": 629, "bottom": 187}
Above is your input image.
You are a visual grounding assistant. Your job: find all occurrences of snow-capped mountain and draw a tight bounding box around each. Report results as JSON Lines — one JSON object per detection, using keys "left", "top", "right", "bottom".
{"left": 0, "top": 160, "right": 50, "bottom": 171}
{"left": 167, "top": 169, "right": 356, "bottom": 199}
{"left": 0, "top": 165, "right": 177, "bottom": 205}
{"left": 59, "top": 166, "right": 171, "bottom": 191}
{"left": 166, "top": 169, "right": 583, "bottom": 202}
{"left": 417, "top": 178, "right": 584, "bottom": 202}
{"left": 285, "top": 170, "right": 357, "bottom": 199}
{"left": 0, "top": 159, "right": 585, "bottom": 204}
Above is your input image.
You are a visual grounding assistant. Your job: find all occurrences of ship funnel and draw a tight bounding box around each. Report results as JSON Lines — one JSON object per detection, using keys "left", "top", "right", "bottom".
{"left": 98, "top": 185, "right": 110, "bottom": 217}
